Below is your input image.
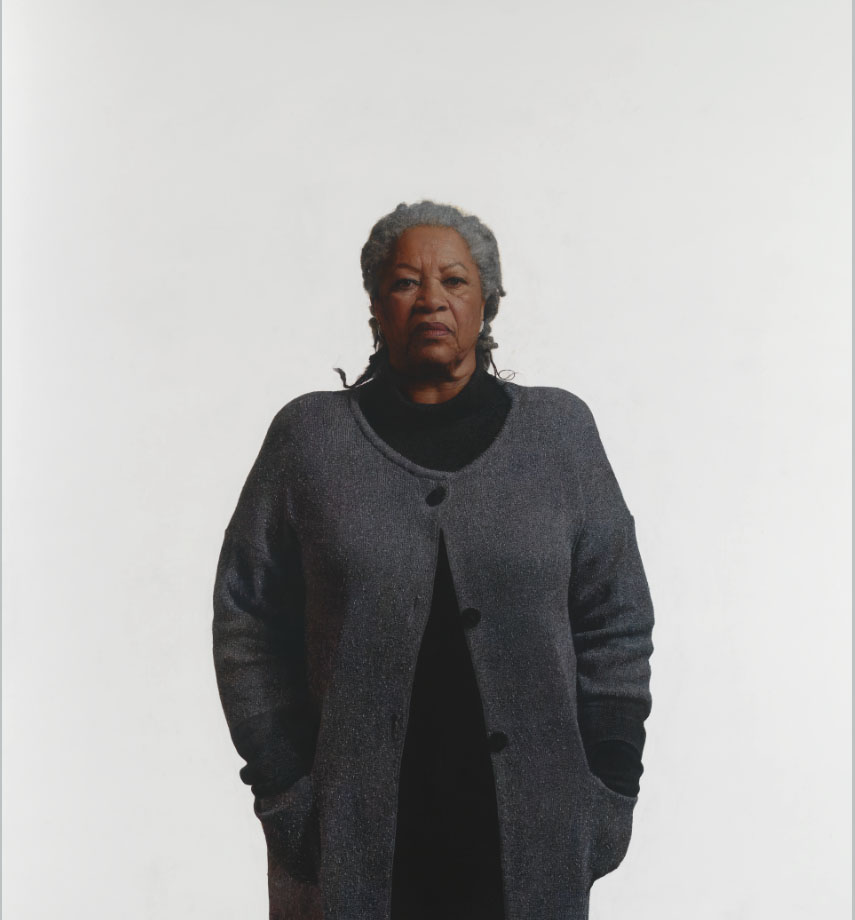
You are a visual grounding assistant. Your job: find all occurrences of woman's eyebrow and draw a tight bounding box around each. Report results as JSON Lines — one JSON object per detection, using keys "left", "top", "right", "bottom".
{"left": 391, "top": 261, "right": 468, "bottom": 272}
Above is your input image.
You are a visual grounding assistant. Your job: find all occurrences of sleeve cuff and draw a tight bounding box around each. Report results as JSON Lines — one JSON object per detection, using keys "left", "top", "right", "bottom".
{"left": 586, "top": 739, "right": 644, "bottom": 797}
{"left": 577, "top": 697, "right": 649, "bottom": 756}
{"left": 230, "top": 707, "right": 318, "bottom": 797}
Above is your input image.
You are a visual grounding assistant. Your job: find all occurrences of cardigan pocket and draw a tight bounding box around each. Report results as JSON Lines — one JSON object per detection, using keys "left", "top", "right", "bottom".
{"left": 254, "top": 773, "right": 320, "bottom": 885}
{"left": 586, "top": 769, "right": 637, "bottom": 886}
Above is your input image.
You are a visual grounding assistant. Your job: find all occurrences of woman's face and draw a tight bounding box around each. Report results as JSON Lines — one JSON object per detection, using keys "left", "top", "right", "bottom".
{"left": 371, "top": 225, "right": 486, "bottom": 380}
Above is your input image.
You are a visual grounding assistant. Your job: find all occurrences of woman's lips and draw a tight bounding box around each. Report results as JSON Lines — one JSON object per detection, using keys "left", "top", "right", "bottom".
{"left": 415, "top": 323, "right": 451, "bottom": 337}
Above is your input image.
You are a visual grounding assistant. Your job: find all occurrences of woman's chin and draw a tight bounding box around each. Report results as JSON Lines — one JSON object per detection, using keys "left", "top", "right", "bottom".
{"left": 404, "top": 342, "right": 458, "bottom": 369}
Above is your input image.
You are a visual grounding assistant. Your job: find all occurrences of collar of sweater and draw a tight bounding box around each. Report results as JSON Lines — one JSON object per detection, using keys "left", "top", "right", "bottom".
{"left": 358, "top": 359, "right": 506, "bottom": 428}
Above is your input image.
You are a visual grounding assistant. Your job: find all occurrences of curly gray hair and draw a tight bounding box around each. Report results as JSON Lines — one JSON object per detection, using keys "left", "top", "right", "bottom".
{"left": 334, "top": 200, "right": 508, "bottom": 387}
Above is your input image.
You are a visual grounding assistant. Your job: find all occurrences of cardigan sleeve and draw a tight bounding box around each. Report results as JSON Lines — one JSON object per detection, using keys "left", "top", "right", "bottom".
{"left": 568, "top": 399, "right": 654, "bottom": 788}
{"left": 212, "top": 408, "right": 318, "bottom": 798}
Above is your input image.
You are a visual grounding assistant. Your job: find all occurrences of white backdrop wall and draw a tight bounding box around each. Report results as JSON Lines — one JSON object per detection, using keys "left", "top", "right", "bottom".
{"left": 3, "top": 1, "right": 851, "bottom": 917}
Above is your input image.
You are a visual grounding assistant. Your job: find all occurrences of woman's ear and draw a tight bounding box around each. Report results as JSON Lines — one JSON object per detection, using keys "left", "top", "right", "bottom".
{"left": 369, "top": 309, "right": 384, "bottom": 342}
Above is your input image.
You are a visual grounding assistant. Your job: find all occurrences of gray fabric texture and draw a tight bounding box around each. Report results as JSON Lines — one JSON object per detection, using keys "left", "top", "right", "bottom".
{"left": 212, "top": 378, "right": 655, "bottom": 920}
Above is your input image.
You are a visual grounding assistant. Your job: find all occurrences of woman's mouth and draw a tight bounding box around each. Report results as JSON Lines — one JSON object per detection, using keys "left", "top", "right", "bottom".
{"left": 415, "top": 323, "right": 451, "bottom": 337}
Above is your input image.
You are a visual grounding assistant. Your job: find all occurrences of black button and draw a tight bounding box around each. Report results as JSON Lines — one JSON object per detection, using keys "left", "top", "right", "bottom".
{"left": 426, "top": 485, "right": 446, "bottom": 506}
{"left": 461, "top": 607, "right": 481, "bottom": 629}
{"left": 487, "top": 731, "right": 508, "bottom": 753}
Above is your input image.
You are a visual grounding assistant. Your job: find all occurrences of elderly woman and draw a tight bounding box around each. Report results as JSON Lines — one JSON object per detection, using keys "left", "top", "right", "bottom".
{"left": 212, "top": 201, "right": 654, "bottom": 920}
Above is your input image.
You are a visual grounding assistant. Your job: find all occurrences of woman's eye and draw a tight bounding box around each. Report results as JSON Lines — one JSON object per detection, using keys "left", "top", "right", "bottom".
{"left": 444, "top": 277, "right": 466, "bottom": 287}
{"left": 392, "top": 278, "right": 417, "bottom": 291}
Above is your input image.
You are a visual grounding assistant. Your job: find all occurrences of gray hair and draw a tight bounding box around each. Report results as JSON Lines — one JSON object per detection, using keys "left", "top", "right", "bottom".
{"left": 334, "top": 200, "right": 509, "bottom": 387}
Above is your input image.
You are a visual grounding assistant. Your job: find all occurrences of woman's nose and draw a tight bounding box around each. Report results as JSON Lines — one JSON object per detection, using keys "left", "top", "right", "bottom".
{"left": 416, "top": 276, "right": 449, "bottom": 310}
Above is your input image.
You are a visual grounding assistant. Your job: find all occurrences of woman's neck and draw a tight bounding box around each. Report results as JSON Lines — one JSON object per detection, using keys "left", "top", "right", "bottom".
{"left": 383, "top": 354, "right": 483, "bottom": 405}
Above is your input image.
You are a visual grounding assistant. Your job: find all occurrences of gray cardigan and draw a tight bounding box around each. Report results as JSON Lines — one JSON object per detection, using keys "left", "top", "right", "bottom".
{"left": 213, "top": 378, "right": 655, "bottom": 920}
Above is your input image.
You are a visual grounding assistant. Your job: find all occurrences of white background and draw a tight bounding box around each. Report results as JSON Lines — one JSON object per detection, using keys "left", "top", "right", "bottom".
{"left": 3, "top": 1, "right": 851, "bottom": 917}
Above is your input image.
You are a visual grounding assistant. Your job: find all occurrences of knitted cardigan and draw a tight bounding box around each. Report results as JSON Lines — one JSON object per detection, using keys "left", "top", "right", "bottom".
{"left": 212, "top": 376, "right": 655, "bottom": 920}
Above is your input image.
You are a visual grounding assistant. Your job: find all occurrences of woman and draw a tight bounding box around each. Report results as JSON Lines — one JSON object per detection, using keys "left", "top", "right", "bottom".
{"left": 212, "top": 201, "right": 654, "bottom": 920}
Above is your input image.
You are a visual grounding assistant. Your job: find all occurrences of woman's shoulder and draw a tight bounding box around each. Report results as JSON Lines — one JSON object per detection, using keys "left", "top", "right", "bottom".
{"left": 504, "top": 382, "right": 614, "bottom": 468}
{"left": 270, "top": 387, "right": 351, "bottom": 422}
{"left": 503, "top": 379, "right": 598, "bottom": 428}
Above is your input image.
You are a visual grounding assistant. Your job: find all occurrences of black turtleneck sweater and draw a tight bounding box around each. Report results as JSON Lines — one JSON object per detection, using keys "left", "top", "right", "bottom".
{"left": 356, "top": 361, "right": 644, "bottom": 918}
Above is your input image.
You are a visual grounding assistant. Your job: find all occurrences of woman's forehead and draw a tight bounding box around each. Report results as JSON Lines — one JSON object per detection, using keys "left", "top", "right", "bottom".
{"left": 391, "top": 225, "right": 474, "bottom": 265}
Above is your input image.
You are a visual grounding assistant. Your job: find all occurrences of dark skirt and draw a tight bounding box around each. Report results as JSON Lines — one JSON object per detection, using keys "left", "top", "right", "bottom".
{"left": 390, "top": 532, "right": 505, "bottom": 920}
